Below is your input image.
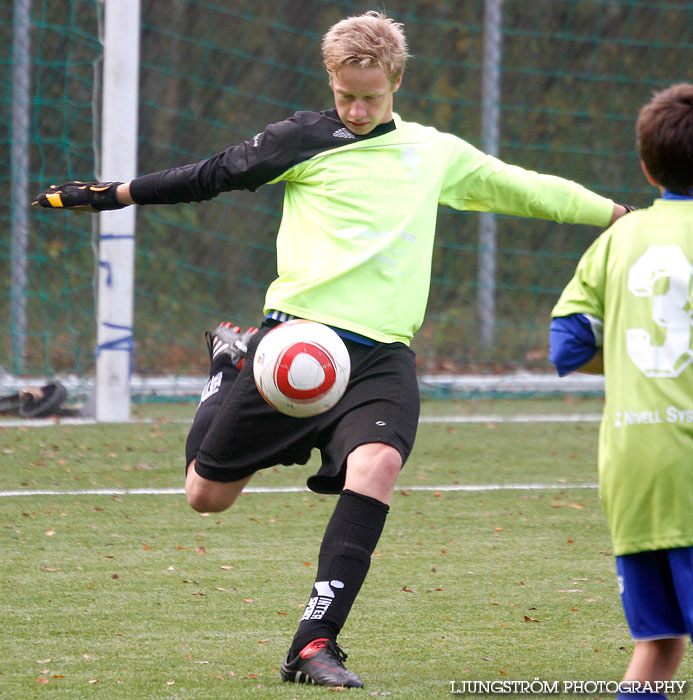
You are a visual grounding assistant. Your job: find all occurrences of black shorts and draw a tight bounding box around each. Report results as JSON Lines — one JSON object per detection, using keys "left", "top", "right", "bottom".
{"left": 185, "top": 320, "right": 420, "bottom": 494}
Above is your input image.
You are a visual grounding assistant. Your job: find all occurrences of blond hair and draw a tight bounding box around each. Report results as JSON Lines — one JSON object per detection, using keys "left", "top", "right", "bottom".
{"left": 321, "top": 11, "right": 409, "bottom": 83}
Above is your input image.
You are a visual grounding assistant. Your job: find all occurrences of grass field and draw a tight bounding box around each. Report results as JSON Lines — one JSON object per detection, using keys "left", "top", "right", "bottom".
{"left": 1, "top": 397, "right": 690, "bottom": 699}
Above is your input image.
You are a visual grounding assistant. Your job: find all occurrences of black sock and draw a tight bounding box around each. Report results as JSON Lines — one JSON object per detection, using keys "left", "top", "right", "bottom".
{"left": 289, "top": 489, "right": 389, "bottom": 656}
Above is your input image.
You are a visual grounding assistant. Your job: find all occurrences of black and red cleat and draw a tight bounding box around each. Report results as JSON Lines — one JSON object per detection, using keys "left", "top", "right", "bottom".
{"left": 280, "top": 638, "right": 363, "bottom": 688}
{"left": 205, "top": 322, "right": 257, "bottom": 370}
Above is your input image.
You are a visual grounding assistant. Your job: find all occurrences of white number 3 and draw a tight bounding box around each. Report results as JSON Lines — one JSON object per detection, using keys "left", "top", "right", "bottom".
{"left": 626, "top": 245, "right": 693, "bottom": 378}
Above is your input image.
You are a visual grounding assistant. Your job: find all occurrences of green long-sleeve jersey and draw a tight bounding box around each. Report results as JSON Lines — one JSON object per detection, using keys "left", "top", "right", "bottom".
{"left": 131, "top": 109, "right": 615, "bottom": 344}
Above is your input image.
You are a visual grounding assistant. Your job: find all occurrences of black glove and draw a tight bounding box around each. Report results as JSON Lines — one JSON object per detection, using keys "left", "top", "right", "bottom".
{"left": 33, "top": 181, "right": 125, "bottom": 211}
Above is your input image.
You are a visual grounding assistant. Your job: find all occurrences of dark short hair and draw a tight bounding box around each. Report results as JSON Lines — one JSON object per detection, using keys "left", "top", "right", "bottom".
{"left": 636, "top": 83, "right": 693, "bottom": 195}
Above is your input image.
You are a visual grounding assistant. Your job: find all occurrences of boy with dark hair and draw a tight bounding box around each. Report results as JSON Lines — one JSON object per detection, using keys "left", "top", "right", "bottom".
{"left": 550, "top": 83, "right": 693, "bottom": 699}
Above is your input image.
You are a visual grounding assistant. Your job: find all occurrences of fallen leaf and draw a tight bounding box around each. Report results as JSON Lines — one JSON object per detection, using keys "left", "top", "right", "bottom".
{"left": 141, "top": 542, "right": 150, "bottom": 551}
{"left": 220, "top": 565, "right": 233, "bottom": 570}
{"left": 195, "top": 546, "right": 207, "bottom": 554}
{"left": 524, "top": 615, "right": 539, "bottom": 622}
{"left": 45, "top": 529, "right": 56, "bottom": 537}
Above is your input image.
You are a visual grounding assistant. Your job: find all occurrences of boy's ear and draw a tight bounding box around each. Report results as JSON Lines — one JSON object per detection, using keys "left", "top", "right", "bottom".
{"left": 640, "top": 160, "right": 660, "bottom": 188}
{"left": 392, "top": 72, "right": 403, "bottom": 93}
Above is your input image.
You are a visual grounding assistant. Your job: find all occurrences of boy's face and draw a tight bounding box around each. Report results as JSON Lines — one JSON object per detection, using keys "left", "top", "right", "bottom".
{"left": 330, "top": 64, "right": 402, "bottom": 135}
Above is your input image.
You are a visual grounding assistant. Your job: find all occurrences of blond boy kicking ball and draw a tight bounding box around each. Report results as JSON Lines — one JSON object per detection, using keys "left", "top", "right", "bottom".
{"left": 37, "top": 12, "right": 631, "bottom": 688}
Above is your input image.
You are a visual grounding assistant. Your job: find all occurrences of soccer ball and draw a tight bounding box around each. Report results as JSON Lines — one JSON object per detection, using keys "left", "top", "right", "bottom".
{"left": 253, "top": 320, "right": 351, "bottom": 417}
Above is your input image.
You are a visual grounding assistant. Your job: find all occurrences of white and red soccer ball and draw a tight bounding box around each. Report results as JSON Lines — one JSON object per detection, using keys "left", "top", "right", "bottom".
{"left": 253, "top": 320, "right": 351, "bottom": 417}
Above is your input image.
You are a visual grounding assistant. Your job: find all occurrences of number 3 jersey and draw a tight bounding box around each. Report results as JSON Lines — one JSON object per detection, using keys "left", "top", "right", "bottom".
{"left": 551, "top": 197, "right": 693, "bottom": 555}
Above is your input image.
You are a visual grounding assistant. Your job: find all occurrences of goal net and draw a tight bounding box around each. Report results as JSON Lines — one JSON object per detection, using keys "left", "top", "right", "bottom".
{"left": 3, "top": 0, "right": 691, "bottom": 400}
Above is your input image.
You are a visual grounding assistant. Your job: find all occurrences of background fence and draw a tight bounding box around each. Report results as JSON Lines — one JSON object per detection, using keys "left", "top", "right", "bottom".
{"left": 2, "top": 0, "right": 692, "bottom": 398}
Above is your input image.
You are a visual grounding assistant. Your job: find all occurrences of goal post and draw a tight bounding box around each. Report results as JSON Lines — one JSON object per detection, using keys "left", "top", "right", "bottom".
{"left": 94, "top": 0, "right": 141, "bottom": 421}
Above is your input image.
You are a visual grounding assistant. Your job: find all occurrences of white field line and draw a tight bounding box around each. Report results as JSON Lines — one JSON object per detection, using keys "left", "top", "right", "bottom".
{"left": 0, "top": 483, "right": 597, "bottom": 498}
{"left": 0, "top": 413, "right": 600, "bottom": 498}
{"left": 0, "top": 413, "right": 602, "bottom": 429}
{"left": 419, "top": 413, "right": 602, "bottom": 423}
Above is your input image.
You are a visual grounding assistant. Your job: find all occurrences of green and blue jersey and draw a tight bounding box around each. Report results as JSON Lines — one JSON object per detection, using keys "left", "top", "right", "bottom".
{"left": 551, "top": 195, "right": 693, "bottom": 555}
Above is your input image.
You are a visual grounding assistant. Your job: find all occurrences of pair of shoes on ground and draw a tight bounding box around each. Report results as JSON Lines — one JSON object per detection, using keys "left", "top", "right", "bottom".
{"left": 0, "top": 381, "right": 68, "bottom": 418}
{"left": 280, "top": 638, "right": 363, "bottom": 688}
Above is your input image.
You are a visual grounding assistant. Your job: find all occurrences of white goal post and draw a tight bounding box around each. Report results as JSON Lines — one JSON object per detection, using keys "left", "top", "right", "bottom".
{"left": 94, "top": 0, "right": 141, "bottom": 421}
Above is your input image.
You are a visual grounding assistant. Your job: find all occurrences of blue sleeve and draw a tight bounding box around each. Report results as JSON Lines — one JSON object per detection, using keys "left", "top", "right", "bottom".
{"left": 549, "top": 314, "right": 601, "bottom": 377}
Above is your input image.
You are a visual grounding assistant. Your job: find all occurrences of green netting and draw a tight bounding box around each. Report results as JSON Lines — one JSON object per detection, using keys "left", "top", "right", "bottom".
{"left": 2, "top": 0, "right": 692, "bottom": 385}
